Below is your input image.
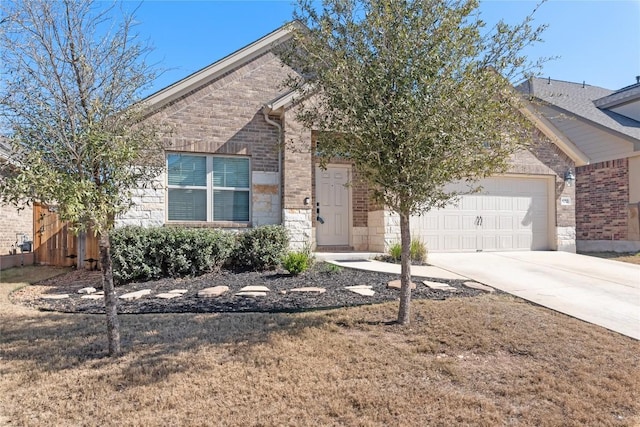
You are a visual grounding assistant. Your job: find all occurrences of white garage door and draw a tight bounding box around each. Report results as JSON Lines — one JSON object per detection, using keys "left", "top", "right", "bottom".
{"left": 411, "top": 176, "right": 550, "bottom": 252}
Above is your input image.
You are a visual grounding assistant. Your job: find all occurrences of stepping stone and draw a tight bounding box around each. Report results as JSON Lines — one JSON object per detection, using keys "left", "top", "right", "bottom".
{"left": 236, "top": 291, "right": 267, "bottom": 297}
{"left": 239, "top": 285, "right": 270, "bottom": 292}
{"left": 119, "top": 289, "right": 152, "bottom": 300}
{"left": 40, "top": 294, "right": 69, "bottom": 300}
{"left": 423, "top": 281, "right": 458, "bottom": 292}
{"left": 156, "top": 292, "right": 183, "bottom": 299}
{"left": 345, "top": 285, "right": 375, "bottom": 296}
{"left": 387, "top": 280, "right": 416, "bottom": 290}
{"left": 168, "top": 289, "right": 188, "bottom": 294}
{"left": 77, "top": 287, "right": 97, "bottom": 294}
{"left": 463, "top": 281, "right": 495, "bottom": 293}
{"left": 81, "top": 294, "right": 103, "bottom": 300}
{"left": 198, "top": 286, "right": 229, "bottom": 298}
{"left": 290, "top": 287, "right": 326, "bottom": 294}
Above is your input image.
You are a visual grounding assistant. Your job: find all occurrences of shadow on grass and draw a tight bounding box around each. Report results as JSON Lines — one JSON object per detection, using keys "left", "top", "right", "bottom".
{"left": 0, "top": 309, "right": 330, "bottom": 379}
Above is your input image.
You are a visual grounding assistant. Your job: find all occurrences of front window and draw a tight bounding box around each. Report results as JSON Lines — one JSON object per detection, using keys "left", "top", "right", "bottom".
{"left": 167, "top": 154, "right": 250, "bottom": 222}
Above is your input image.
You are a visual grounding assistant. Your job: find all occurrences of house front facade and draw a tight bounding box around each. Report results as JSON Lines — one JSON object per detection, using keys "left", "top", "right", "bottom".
{"left": 520, "top": 78, "right": 640, "bottom": 253}
{"left": 118, "top": 25, "right": 579, "bottom": 254}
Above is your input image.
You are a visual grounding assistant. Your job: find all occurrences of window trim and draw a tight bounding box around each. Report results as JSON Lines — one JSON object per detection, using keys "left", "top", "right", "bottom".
{"left": 166, "top": 152, "right": 252, "bottom": 224}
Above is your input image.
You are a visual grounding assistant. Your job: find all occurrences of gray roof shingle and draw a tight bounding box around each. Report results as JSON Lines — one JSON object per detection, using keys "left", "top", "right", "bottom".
{"left": 517, "top": 78, "right": 640, "bottom": 141}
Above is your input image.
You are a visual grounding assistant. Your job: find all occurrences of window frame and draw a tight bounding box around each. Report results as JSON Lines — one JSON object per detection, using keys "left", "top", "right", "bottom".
{"left": 166, "top": 152, "right": 252, "bottom": 224}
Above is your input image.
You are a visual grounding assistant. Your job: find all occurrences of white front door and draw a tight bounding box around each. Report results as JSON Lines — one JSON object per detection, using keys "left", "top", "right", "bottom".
{"left": 316, "top": 166, "right": 350, "bottom": 246}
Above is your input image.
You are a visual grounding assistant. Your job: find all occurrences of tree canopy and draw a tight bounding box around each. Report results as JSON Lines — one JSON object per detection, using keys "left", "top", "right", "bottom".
{"left": 283, "top": 0, "right": 548, "bottom": 323}
{"left": 0, "top": 0, "right": 163, "bottom": 355}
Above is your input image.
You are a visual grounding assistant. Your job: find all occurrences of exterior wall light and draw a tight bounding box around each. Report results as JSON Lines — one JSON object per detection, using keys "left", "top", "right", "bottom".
{"left": 304, "top": 196, "right": 310, "bottom": 205}
{"left": 564, "top": 169, "right": 576, "bottom": 187}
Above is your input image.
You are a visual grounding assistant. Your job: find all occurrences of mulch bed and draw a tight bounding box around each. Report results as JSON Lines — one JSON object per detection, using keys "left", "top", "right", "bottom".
{"left": 10, "top": 262, "right": 486, "bottom": 314}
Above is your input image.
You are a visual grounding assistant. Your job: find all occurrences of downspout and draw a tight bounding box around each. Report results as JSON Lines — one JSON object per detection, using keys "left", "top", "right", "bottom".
{"left": 262, "top": 108, "right": 283, "bottom": 224}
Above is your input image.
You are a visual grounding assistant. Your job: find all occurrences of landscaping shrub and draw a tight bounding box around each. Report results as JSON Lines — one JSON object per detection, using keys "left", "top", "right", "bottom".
{"left": 230, "top": 225, "right": 289, "bottom": 271}
{"left": 387, "top": 239, "right": 428, "bottom": 263}
{"left": 410, "top": 238, "right": 428, "bottom": 263}
{"left": 282, "top": 247, "right": 314, "bottom": 275}
{"left": 111, "top": 226, "right": 236, "bottom": 284}
{"left": 388, "top": 242, "right": 402, "bottom": 261}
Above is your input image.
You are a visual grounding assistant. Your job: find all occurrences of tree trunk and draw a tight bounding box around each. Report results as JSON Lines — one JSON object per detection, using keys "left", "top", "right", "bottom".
{"left": 397, "top": 211, "right": 412, "bottom": 325}
{"left": 99, "top": 231, "right": 121, "bottom": 356}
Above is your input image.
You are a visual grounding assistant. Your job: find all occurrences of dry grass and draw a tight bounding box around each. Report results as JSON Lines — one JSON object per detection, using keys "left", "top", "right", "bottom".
{"left": 1, "top": 267, "right": 639, "bottom": 426}
{"left": 580, "top": 251, "right": 640, "bottom": 265}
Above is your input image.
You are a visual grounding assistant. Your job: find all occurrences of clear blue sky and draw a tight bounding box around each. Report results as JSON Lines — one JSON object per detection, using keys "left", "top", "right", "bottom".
{"left": 132, "top": 0, "right": 640, "bottom": 97}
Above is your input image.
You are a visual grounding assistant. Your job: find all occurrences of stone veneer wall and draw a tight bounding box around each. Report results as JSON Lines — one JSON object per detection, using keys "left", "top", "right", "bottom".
{"left": 115, "top": 174, "right": 165, "bottom": 228}
{"left": 0, "top": 203, "right": 33, "bottom": 255}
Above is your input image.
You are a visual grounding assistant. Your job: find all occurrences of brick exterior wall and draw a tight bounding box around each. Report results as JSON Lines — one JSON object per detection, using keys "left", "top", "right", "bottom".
{"left": 123, "top": 50, "right": 291, "bottom": 229}
{"left": 282, "top": 104, "right": 313, "bottom": 248}
{"left": 0, "top": 203, "right": 33, "bottom": 255}
{"left": 576, "top": 158, "right": 629, "bottom": 240}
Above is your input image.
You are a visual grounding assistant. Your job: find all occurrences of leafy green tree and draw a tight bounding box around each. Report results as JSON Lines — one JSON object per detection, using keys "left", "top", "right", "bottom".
{"left": 284, "top": 0, "right": 548, "bottom": 324}
{"left": 0, "top": 0, "right": 163, "bottom": 355}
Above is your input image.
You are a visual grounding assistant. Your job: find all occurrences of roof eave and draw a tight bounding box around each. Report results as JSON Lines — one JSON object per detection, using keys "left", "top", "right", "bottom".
{"left": 520, "top": 101, "right": 590, "bottom": 167}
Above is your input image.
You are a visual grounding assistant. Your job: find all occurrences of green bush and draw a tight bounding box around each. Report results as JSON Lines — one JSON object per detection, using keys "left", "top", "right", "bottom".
{"left": 230, "top": 225, "right": 289, "bottom": 271}
{"left": 282, "top": 250, "right": 312, "bottom": 275}
{"left": 111, "top": 226, "right": 236, "bottom": 285}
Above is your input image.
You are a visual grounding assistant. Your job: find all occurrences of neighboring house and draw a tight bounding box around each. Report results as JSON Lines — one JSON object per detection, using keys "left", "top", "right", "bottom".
{"left": 0, "top": 139, "right": 34, "bottom": 268}
{"left": 519, "top": 77, "right": 640, "bottom": 253}
{"left": 118, "top": 25, "right": 580, "bottom": 253}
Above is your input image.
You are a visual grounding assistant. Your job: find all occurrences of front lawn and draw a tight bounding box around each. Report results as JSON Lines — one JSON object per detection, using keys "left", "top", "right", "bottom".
{"left": 0, "top": 268, "right": 638, "bottom": 426}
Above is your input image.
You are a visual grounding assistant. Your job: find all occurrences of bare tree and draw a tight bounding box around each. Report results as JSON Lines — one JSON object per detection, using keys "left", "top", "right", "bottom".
{"left": 0, "top": 0, "right": 163, "bottom": 356}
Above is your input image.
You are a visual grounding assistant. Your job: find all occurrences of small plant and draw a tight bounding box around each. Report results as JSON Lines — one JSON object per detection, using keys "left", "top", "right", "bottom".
{"left": 322, "top": 262, "right": 343, "bottom": 273}
{"left": 386, "top": 239, "right": 428, "bottom": 263}
{"left": 282, "top": 251, "right": 312, "bottom": 275}
{"left": 410, "top": 238, "right": 428, "bottom": 263}
{"left": 388, "top": 242, "right": 402, "bottom": 261}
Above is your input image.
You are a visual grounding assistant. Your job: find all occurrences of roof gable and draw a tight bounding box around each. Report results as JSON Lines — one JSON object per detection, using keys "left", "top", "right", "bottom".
{"left": 144, "top": 23, "right": 297, "bottom": 111}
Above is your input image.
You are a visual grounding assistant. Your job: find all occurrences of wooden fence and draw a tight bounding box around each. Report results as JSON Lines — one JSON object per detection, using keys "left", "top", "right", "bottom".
{"left": 33, "top": 204, "right": 100, "bottom": 268}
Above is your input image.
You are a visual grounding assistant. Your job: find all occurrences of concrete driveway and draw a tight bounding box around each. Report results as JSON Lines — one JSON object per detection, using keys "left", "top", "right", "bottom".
{"left": 428, "top": 251, "right": 640, "bottom": 340}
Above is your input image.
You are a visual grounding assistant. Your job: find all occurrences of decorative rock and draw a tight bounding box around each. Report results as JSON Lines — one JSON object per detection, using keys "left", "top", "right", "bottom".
{"left": 239, "top": 285, "right": 271, "bottom": 292}
{"left": 387, "top": 280, "right": 416, "bottom": 290}
{"left": 463, "top": 281, "right": 495, "bottom": 293}
{"left": 168, "top": 289, "right": 188, "bottom": 294}
{"left": 40, "top": 294, "right": 69, "bottom": 300}
{"left": 156, "top": 293, "right": 183, "bottom": 299}
{"left": 81, "top": 294, "right": 103, "bottom": 300}
{"left": 345, "top": 285, "right": 375, "bottom": 296}
{"left": 197, "top": 286, "right": 229, "bottom": 298}
{"left": 236, "top": 291, "right": 267, "bottom": 297}
{"left": 77, "top": 287, "right": 97, "bottom": 295}
{"left": 423, "top": 281, "right": 458, "bottom": 292}
{"left": 290, "top": 287, "right": 326, "bottom": 294}
{"left": 119, "top": 289, "right": 152, "bottom": 300}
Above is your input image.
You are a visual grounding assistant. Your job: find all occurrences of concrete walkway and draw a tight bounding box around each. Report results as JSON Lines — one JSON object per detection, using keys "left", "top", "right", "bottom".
{"left": 317, "top": 251, "right": 640, "bottom": 340}
{"left": 430, "top": 252, "right": 640, "bottom": 340}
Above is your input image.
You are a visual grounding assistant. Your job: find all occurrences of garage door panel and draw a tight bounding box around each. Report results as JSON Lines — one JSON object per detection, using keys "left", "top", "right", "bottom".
{"left": 411, "top": 177, "right": 550, "bottom": 252}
